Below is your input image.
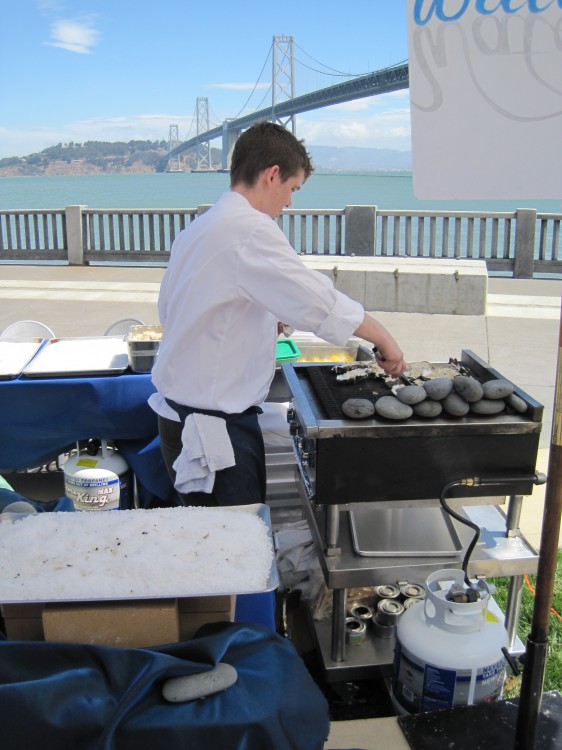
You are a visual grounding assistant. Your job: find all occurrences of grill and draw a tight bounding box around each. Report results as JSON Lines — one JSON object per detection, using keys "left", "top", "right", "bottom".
{"left": 281, "top": 349, "right": 544, "bottom": 678}
{"left": 281, "top": 349, "right": 543, "bottom": 507}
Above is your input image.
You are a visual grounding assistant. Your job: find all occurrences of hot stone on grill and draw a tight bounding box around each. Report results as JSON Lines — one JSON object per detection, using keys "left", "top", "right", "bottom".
{"left": 507, "top": 393, "right": 528, "bottom": 413}
{"left": 395, "top": 385, "right": 427, "bottom": 405}
{"left": 413, "top": 399, "right": 443, "bottom": 418}
{"left": 442, "top": 392, "right": 471, "bottom": 417}
{"left": 470, "top": 398, "right": 507, "bottom": 415}
{"left": 482, "top": 379, "right": 514, "bottom": 399}
{"left": 342, "top": 398, "right": 375, "bottom": 419}
{"left": 453, "top": 375, "right": 484, "bottom": 403}
{"left": 375, "top": 396, "right": 413, "bottom": 420}
{"left": 422, "top": 377, "right": 453, "bottom": 401}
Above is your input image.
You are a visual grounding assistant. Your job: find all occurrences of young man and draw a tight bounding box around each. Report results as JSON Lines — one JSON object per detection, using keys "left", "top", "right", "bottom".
{"left": 149, "top": 121, "right": 406, "bottom": 506}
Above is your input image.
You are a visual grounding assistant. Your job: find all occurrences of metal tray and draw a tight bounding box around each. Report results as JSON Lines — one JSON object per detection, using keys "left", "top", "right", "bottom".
{"left": 0, "top": 503, "right": 279, "bottom": 603}
{"left": 349, "top": 506, "right": 464, "bottom": 557}
{"left": 21, "top": 336, "right": 129, "bottom": 378}
{"left": 0, "top": 338, "right": 44, "bottom": 380}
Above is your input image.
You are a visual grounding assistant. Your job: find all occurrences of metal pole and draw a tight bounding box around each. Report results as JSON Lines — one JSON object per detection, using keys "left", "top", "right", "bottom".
{"left": 514, "top": 300, "right": 562, "bottom": 749}
{"left": 331, "top": 587, "right": 347, "bottom": 662}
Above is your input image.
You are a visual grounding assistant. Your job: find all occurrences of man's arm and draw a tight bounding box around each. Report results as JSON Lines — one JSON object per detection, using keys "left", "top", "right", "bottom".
{"left": 354, "top": 314, "right": 406, "bottom": 377}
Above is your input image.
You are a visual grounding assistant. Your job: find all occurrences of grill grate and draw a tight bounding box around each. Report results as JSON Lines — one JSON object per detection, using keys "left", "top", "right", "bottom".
{"left": 307, "top": 366, "right": 394, "bottom": 419}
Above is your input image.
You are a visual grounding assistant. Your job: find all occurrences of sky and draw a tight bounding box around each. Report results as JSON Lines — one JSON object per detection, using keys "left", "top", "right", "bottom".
{"left": 0, "top": 1, "right": 411, "bottom": 159}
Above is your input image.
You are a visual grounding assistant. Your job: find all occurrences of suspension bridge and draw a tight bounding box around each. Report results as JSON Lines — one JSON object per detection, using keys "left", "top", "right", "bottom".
{"left": 159, "top": 35, "right": 408, "bottom": 173}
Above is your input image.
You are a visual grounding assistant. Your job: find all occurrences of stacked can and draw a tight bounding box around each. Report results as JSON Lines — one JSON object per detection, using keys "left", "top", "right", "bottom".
{"left": 345, "top": 602, "right": 375, "bottom": 645}
{"left": 372, "top": 582, "right": 426, "bottom": 639}
{"left": 398, "top": 581, "right": 426, "bottom": 604}
{"left": 346, "top": 582, "right": 426, "bottom": 643}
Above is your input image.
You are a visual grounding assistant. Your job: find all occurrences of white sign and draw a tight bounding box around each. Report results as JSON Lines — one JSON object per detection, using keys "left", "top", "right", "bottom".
{"left": 407, "top": 0, "right": 562, "bottom": 199}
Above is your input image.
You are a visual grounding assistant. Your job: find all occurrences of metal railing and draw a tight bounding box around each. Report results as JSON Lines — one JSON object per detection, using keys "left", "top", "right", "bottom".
{"left": 1, "top": 204, "right": 561, "bottom": 278}
{"left": 81, "top": 208, "right": 199, "bottom": 263}
{"left": 0, "top": 209, "right": 67, "bottom": 262}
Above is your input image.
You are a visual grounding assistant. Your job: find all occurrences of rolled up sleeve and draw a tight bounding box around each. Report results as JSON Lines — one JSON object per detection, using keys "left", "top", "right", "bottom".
{"left": 315, "top": 293, "right": 364, "bottom": 346}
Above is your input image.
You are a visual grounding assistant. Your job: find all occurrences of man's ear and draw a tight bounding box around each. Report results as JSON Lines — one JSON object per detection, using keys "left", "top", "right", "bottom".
{"left": 262, "top": 164, "right": 280, "bottom": 184}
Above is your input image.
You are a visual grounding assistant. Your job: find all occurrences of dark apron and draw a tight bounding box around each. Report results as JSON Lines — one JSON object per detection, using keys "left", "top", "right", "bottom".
{"left": 158, "top": 399, "right": 266, "bottom": 507}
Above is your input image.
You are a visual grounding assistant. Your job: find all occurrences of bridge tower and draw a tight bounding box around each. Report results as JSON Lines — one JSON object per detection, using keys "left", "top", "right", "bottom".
{"left": 196, "top": 97, "right": 212, "bottom": 171}
{"left": 272, "top": 35, "right": 296, "bottom": 134}
{"left": 167, "top": 124, "right": 181, "bottom": 172}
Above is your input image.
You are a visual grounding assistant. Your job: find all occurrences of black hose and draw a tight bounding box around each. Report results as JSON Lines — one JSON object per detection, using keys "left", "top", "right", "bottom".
{"left": 439, "top": 473, "right": 546, "bottom": 587}
{"left": 439, "top": 480, "right": 481, "bottom": 586}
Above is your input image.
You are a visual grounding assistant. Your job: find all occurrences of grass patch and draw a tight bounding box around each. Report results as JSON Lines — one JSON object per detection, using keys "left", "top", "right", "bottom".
{"left": 490, "top": 548, "right": 562, "bottom": 697}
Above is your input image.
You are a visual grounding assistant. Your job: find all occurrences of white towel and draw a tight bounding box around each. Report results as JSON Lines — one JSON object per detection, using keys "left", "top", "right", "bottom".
{"left": 172, "top": 413, "right": 235, "bottom": 495}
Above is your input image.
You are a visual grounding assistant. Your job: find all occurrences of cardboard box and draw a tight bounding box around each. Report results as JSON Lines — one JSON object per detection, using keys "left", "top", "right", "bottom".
{"left": 1, "top": 603, "right": 44, "bottom": 641}
{"left": 2, "top": 596, "right": 236, "bottom": 646}
{"left": 42, "top": 599, "right": 180, "bottom": 648}
{"left": 178, "top": 595, "right": 236, "bottom": 640}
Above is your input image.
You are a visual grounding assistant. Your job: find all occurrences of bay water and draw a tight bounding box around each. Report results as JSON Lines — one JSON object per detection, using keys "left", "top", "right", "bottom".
{"left": 0, "top": 171, "right": 560, "bottom": 214}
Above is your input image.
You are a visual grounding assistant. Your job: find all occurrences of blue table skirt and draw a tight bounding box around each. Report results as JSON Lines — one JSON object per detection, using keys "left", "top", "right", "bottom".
{"left": 0, "top": 372, "right": 175, "bottom": 507}
{"left": 0, "top": 622, "right": 329, "bottom": 750}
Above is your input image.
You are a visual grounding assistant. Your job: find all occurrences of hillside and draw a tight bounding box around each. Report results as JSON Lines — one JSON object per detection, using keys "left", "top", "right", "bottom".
{"left": 0, "top": 140, "right": 412, "bottom": 176}
{"left": 0, "top": 141, "right": 221, "bottom": 177}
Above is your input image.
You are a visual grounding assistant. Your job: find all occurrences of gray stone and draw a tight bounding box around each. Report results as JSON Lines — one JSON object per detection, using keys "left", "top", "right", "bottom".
{"left": 423, "top": 377, "right": 454, "bottom": 401}
{"left": 506, "top": 393, "right": 528, "bottom": 414}
{"left": 342, "top": 398, "right": 375, "bottom": 418}
{"left": 482, "top": 379, "right": 515, "bottom": 400}
{"left": 395, "top": 385, "right": 427, "bottom": 405}
{"left": 442, "top": 392, "right": 470, "bottom": 417}
{"left": 413, "top": 399, "right": 443, "bottom": 418}
{"left": 162, "top": 663, "right": 238, "bottom": 703}
{"left": 470, "top": 399, "right": 506, "bottom": 415}
{"left": 375, "top": 396, "right": 413, "bottom": 420}
{"left": 453, "top": 375, "right": 484, "bottom": 403}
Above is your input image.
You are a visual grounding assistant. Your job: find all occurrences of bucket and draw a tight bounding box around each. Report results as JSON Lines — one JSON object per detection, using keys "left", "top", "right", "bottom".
{"left": 126, "top": 325, "right": 163, "bottom": 373}
{"left": 64, "top": 440, "right": 132, "bottom": 511}
{"left": 391, "top": 568, "right": 508, "bottom": 715}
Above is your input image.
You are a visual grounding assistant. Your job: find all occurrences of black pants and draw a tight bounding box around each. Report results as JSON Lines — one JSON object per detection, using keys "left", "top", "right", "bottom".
{"left": 158, "top": 401, "right": 266, "bottom": 507}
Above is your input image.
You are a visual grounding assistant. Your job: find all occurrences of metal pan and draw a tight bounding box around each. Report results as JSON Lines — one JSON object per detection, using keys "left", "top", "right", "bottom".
{"left": 0, "top": 338, "right": 44, "bottom": 380}
{"left": 21, "top": 336, "right": 129, "bottom": 378}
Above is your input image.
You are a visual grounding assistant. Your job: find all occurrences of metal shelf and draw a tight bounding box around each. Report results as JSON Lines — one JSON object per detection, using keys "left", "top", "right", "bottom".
{"left": 302, "top": 496, "right": 538, "bottom": 589}
{"left": 299, "top": 490, "right": 538, "bottom": 682}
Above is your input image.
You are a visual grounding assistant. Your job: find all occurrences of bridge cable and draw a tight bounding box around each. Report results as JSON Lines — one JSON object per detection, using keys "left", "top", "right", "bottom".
{"left": 292, "top": 41, "right": 372, "bottom": 78}
{"left": 229, "top": 43, "right": 273, "bottom": 121}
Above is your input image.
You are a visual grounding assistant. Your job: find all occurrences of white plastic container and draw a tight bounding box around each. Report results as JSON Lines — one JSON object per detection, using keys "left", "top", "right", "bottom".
{"left": 391, "top": 568, "right": 508, "bottom": 715}
{"left": 64, "top": 440, "right": 131, "bottom": 511}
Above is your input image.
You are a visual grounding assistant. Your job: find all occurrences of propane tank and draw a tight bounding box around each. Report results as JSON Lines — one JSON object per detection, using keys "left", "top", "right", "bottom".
{"left": 64, "top": 439, "right": 131, "bottom": 511}
{"left": 391, "top": 568, "right": 508, "bottom": 715}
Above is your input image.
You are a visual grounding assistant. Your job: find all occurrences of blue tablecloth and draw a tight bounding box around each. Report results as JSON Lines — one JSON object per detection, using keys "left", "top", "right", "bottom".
{"left": 0, "top": 622, "right": 329, "bottom": 750}
{"left": 0, "top": 372, "right": 175, "bottom": 507}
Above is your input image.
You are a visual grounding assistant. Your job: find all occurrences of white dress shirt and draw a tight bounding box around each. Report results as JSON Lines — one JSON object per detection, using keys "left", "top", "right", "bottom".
{"left": 150, "top": 190, "right": 364, "bottom": 415}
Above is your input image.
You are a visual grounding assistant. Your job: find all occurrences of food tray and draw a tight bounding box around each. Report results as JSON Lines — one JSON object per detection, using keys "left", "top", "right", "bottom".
{"left": 0, "top": 338, "right": 44, "bottom": 380}
{"left": 21, "top": 337, "right": 129, "bottom": 378}
{"left": 349, "top": 506, "right": 464, "bottom": 557}
{"left": 276, "top": 338, "right": 300, "bottom": 362}
{"left": 0, "top": 503, "right": 279, "bottom": 603}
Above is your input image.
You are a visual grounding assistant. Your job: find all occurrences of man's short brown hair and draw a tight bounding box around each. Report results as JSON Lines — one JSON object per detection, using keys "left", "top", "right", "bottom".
{"left": 230, "top": 121, "right": 313, "bottom": 187}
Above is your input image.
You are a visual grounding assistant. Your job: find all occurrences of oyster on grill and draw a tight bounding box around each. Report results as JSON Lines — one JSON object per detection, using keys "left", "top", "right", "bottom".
{"left": 333, "top": 360, "right": 386, "bottom": 383}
